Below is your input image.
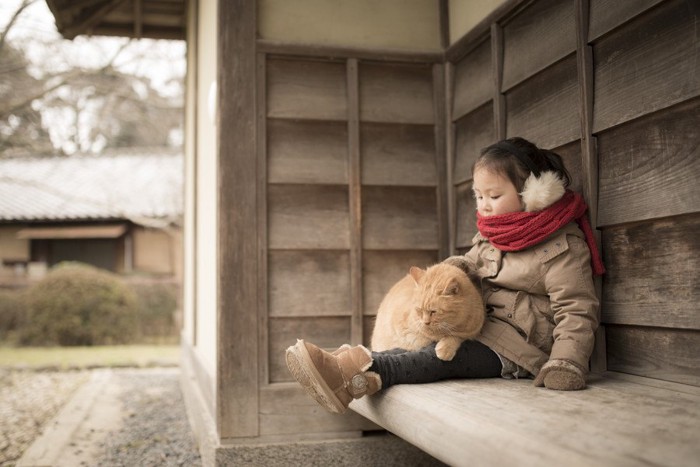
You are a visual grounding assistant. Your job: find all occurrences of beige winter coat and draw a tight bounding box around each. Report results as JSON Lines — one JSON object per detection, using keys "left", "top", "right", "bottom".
{"left": 445, "top": 222, "right": 599, "bottom": 377}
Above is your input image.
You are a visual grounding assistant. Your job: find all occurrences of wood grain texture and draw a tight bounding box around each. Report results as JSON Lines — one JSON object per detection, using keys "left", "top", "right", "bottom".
{"left": 455, "top": 182, "right": 477, "bottom": 249}
{"left": 606, "top": 325, "right": 700, "bottom": 386}
{"left": 268, "top": 184, "right": 350, "bottom": 250}
{"left": 268, "top": 250, "right": 351, "bottom": 318}
{"left": 597, "top": 98, "right": 700, "bottom": 227}
{"left": 267, "top": 58, "right": 347, "bottom": 120}
{"left": 453, "top": 102, "right": 494, "bottom": 185}
{"left": 506, "top": 54, "right": 580, "bottom": 149}
{"left": 502, "top": 0, "right": 576, "bottom": 91}
{"left": 551, "top": 139, "right": 583, "bottom": 193}
{"left": 351, "top": 374, "right": 700, "bottom": 466}
{"left": 592, "top": 0, "right": 700, "bottom": 132}
{"left": 452, "top": 38, "right": 491, "bottom": 120}
{"left": 260, "top": 384, "right": 378, "bottom": 436}
{"left": 257, "top": 53, "right": 270, "bottom": 386}
{"left": 601, "top": 215, "right": 700, "bottom": 330}
{"left": 362, "top": 186, "right": 438, "bottom": 250}
{"left": 268, "top": 317, "right": 351, "bottom": 383}
{"left": 359, "top": 62, "right": 434, "bottom": 124}
{"left": 360, "top": 123, "right": 436, "bottom": 187}
{"left": 588, "top": 0, "right": 664, "bottom": 42}
{"left": 217, "top": 0, "right": 258, "bottom": 438}
{"left": 362, "top": 250, "right": 439, "bottom": 316}
{"left": 267, "top": 119, "right": 348, "bottom": 184}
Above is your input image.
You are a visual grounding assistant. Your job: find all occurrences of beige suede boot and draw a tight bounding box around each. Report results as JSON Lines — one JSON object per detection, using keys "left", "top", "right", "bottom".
{"left": 285, "top": 339, "right": 382, "bottom": 414}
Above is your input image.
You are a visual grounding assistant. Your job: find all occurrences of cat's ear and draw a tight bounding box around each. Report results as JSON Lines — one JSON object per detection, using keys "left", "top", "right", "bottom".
{"left": 409, "top": 267, "right": 425, "bottom": 284}
{"left": 444, "top": 280, "right": 459, "bottom": 295}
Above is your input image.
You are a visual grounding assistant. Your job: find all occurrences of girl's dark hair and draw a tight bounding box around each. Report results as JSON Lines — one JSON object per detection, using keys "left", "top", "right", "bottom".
{"left": 473, "top": 137, "right": 571, "bottom": 193}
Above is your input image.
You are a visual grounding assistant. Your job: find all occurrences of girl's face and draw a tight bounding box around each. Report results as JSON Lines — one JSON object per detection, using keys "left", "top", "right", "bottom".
{"left": 472, "top": 168, "right": 523, "bottom": 216}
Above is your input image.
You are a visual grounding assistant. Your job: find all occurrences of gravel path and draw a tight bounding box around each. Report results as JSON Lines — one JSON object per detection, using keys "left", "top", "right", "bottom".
{"left": 0, "top": 368, "right": 201, "bottom": 467}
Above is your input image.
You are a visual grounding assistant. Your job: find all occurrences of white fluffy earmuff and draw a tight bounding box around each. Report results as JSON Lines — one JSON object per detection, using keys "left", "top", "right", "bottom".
{"left": 520, "top": 171, "right": 566, "bottom": 212}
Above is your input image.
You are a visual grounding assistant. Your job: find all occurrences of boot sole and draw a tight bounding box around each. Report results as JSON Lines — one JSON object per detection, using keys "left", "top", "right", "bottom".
{"left": 285, "top": 339, "right": 347, "bottom": 414}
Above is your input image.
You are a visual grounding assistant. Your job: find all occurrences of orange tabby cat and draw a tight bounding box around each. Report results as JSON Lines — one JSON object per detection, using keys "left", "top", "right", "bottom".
{"left": 370, "top": 263, "right": 485, "bottom": 361}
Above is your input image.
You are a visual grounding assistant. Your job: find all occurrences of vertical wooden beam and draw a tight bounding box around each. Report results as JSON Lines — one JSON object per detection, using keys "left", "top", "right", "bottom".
{"left": 576, "top": 0, "right": 606, "bottom": 373}
{"left": 133, "top": 0, "right": 142, "bottom": 39}
{"left": 217, "top": 0, "right": 259, "bottom": 439}
{"left": 256, "top": 52, "right": 269, "bottom": 385}
{"left": 433, "top": 63, "right": 450, "bottom": 260}
{"left": 491, "top": 23, "right": 506, "bottom": 139}
{"left": 347, "top": 58, "right": 363, "bottom": 345}
{"left": 439, "top": 0, "right": 450, "bottom": 50}
{"left": 444, "top": 62, "right": 457, "bottom": 256}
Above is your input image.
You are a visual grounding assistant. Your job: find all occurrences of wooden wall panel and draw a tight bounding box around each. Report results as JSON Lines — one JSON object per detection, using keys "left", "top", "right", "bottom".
{"left": 260, "top": 384, "right": 378, "bottom": 436}
{"left": 551, "top": 140, "right": 583, "bottom": 194}
{"left": 267, "top": 119, "right": 348, "bottom": 184}
{"left": 452, "top": 39, "right": 491, "bottom": 119}
{"left": 506, "top": 54, "right": 579, "bottom": 148}
{"left": 359, "top": 63, "right": 434, "bottom": 124}
{"left": 597, "top": 98, "right": 700, "bottom": 227}
{"left": 588, "top": 0, "right": 664, "bottom": 41}
{"left": 592, "top": 0, "right": 700, "bottom": 133}
{"left": 360, "top": 123, "right": 436, "bottom": 187}
{"left": 267, "top": 58, "right": 347, "bottom": 120}
{"left": 602, "top": 215, "right": 700, "bottom": 330}
{"left": 269, "top": 317, "right": 351, "bottom": 382}
{"left": 362, "top": 250, "right": 438, "bottom": 315}
{"left": 268, "top": 184, "right": 350, "bottom": 249}
{"left": 362, "top": 186, "right": 438, "bottom": 250}
{"left": 453, "top": 103, "right": 494, "bottom": 185}
{"left": 501, "top": 0, "right": 576, "bottom": 91}
{"left": 606, "top": 325, "right": 700, "bottom": 386}
{"left": 455, "top": 182, "right": 477, "bottom": 250}
{"left": 268, "top": 250, "right": 351, "bottom": 318}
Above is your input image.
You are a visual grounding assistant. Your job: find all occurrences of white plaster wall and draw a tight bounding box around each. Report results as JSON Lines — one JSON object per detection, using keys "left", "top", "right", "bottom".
{"left": 259, "top": 0, "right": 442, "bottom": 51}
{"left": 449, "top": 0, "right": 507, "bottom": 44}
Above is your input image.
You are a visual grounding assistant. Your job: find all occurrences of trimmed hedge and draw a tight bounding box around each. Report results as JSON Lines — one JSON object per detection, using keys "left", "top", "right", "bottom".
{"left": 0, "top": 288, "right": 24, "bottom": 341}
{"left": 20, "top": 262, "right": 139, "bottom": 346}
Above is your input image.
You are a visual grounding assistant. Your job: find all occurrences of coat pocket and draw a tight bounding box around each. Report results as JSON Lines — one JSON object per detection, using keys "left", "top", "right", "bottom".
{"left": 513, "top": 292, "right": 554, "bottom": 353}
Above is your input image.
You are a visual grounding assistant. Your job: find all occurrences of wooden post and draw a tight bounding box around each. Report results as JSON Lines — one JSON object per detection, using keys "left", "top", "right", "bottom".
{"left": 491, "top": 23, "right": 506, "bottom": 140}
{"left": 217, "top": 0, "right": 259, "bottom": 439}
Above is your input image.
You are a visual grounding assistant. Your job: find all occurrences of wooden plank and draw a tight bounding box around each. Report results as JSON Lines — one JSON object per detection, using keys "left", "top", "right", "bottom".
{"left": 491, "top": 23, "right": 505, "bottom": 139}
{"left": 257, "top": 52, "right": 269, "bottom": 386}
{"left": 588, "top": 0, "right": 664, "bottom": 42}
{"left": 601, "top": 215, "right": 700, "bottom": 330}
{"left": 359, "top": 62, "right": 434, "bottom": 124}
{"left": 506, "top": 54, "right": 580, "bottom": 149}
{"left": 267, "top": 58, "right": 347, "bottom": 121}
{"left": 453, "top": 102, "right": 495, "bottom": 185}
{"left": 445, "top": 63, "right": 457, "bottom": 256}
{"left": 362, "top": 250, "right": 439, "bottom": 316}
{"left": 360, "top": 123, "right": 436, "bottom": 187}
{"left": 268, "top": 250, "right": 351, "bottom": 318}
{"left": 351, "top": 375, "right": 700, "bottom": 466}
{"left": 433, "top": 63, "right": 450, "bottom": 260}
{"left": 362, "top": 186, "right": 438, "bottom": 250}
{"left": 268, "top": 317, "right": 351, "bottom": 383}
{"left": 597, "top": 98, "right": 700, "bottom": 227}
{"left": 452, "top": 38, "right": 491, "bottom": 120}
{"left": 268, "top": 184, "right": 350, "bottom": 250}
{"left": 502, "top": 0, "right": 576, "bottom": 91}
{"left": 551, "top": 139, "right": 583, "bottom": 194}
{"left": 606, "top": 325, "right": 700, "bottom": 387}
{"left": 217, "top": 0, "right": 258, "bottom": 438}
{"left": 267, "top": 119, "right": 348, "bottom": 185}
{"left": 347, "top": 58, "right": 363, "bottom": 346}
{"left": 592, "top": 0, "right": 700, "bottom": 133}
{"left": 258, "top": 40, "right": 443, "bottom": 64}
{"left": 259, "top": 384, "right": 379, "bottom": 436}
{"left": 455, "top": 182, "right": 477, "bottom": 249}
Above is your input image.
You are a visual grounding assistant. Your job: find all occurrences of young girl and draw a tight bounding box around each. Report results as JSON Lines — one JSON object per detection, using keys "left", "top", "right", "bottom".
{"left": 286, "top": 137, "right": 605, "bottom": 414}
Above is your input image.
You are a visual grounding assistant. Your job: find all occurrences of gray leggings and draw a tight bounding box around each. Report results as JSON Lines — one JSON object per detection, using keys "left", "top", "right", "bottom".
{"left": 369, "top": 340, "right": 502, "bottom": 389}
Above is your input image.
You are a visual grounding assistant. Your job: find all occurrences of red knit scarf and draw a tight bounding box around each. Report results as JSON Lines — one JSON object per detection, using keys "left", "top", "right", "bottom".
{"left": 476, "top": 190, "right": 605, "bottom": 275}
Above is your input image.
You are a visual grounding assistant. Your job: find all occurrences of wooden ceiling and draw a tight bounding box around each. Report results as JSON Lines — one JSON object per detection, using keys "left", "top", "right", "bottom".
{"left": 46, "top": 0, "right": 185, "bottom": 40}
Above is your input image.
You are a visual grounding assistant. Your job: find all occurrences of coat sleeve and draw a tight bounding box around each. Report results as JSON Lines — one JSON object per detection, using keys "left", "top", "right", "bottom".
{"left": 543, "top": 234, "right": 600, "bottom": 369}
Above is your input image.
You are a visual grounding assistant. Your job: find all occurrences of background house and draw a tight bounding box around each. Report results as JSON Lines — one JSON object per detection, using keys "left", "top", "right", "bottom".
{"left": 44, "top": 0, "right": 699, "bottom": 465}
{"left": 0, "top": 147, "right": 183, "bottom": 286}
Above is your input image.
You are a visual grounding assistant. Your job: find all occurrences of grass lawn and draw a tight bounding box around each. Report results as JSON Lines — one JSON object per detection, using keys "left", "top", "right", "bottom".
{"left": 0, "top": 345, "right": 180, "bottom": 370}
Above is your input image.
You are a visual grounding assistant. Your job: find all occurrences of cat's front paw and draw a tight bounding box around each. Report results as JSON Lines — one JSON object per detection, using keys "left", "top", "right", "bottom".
{"left": 435, "top": 338, "right": 461, "bottom": 361}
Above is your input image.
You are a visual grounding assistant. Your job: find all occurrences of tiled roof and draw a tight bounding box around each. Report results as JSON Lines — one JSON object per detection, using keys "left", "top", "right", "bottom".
{"left": 0, "top": 148, "right": 183, "bottom": 225}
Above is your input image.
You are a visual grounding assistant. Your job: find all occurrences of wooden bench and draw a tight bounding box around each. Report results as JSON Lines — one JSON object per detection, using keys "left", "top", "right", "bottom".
{"left": 350, "top": 371, "right": 700, "bottom": 466}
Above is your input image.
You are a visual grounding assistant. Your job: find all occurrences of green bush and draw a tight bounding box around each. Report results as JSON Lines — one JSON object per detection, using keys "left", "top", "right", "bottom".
{"left": 129, "top": 281, "right": 179, "bottom": 341}
{"left": 20, "top": 262, "right": 139, "bottom": 346}
{"left": 0, "top": 288, "right": 25, "bottom": 341}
